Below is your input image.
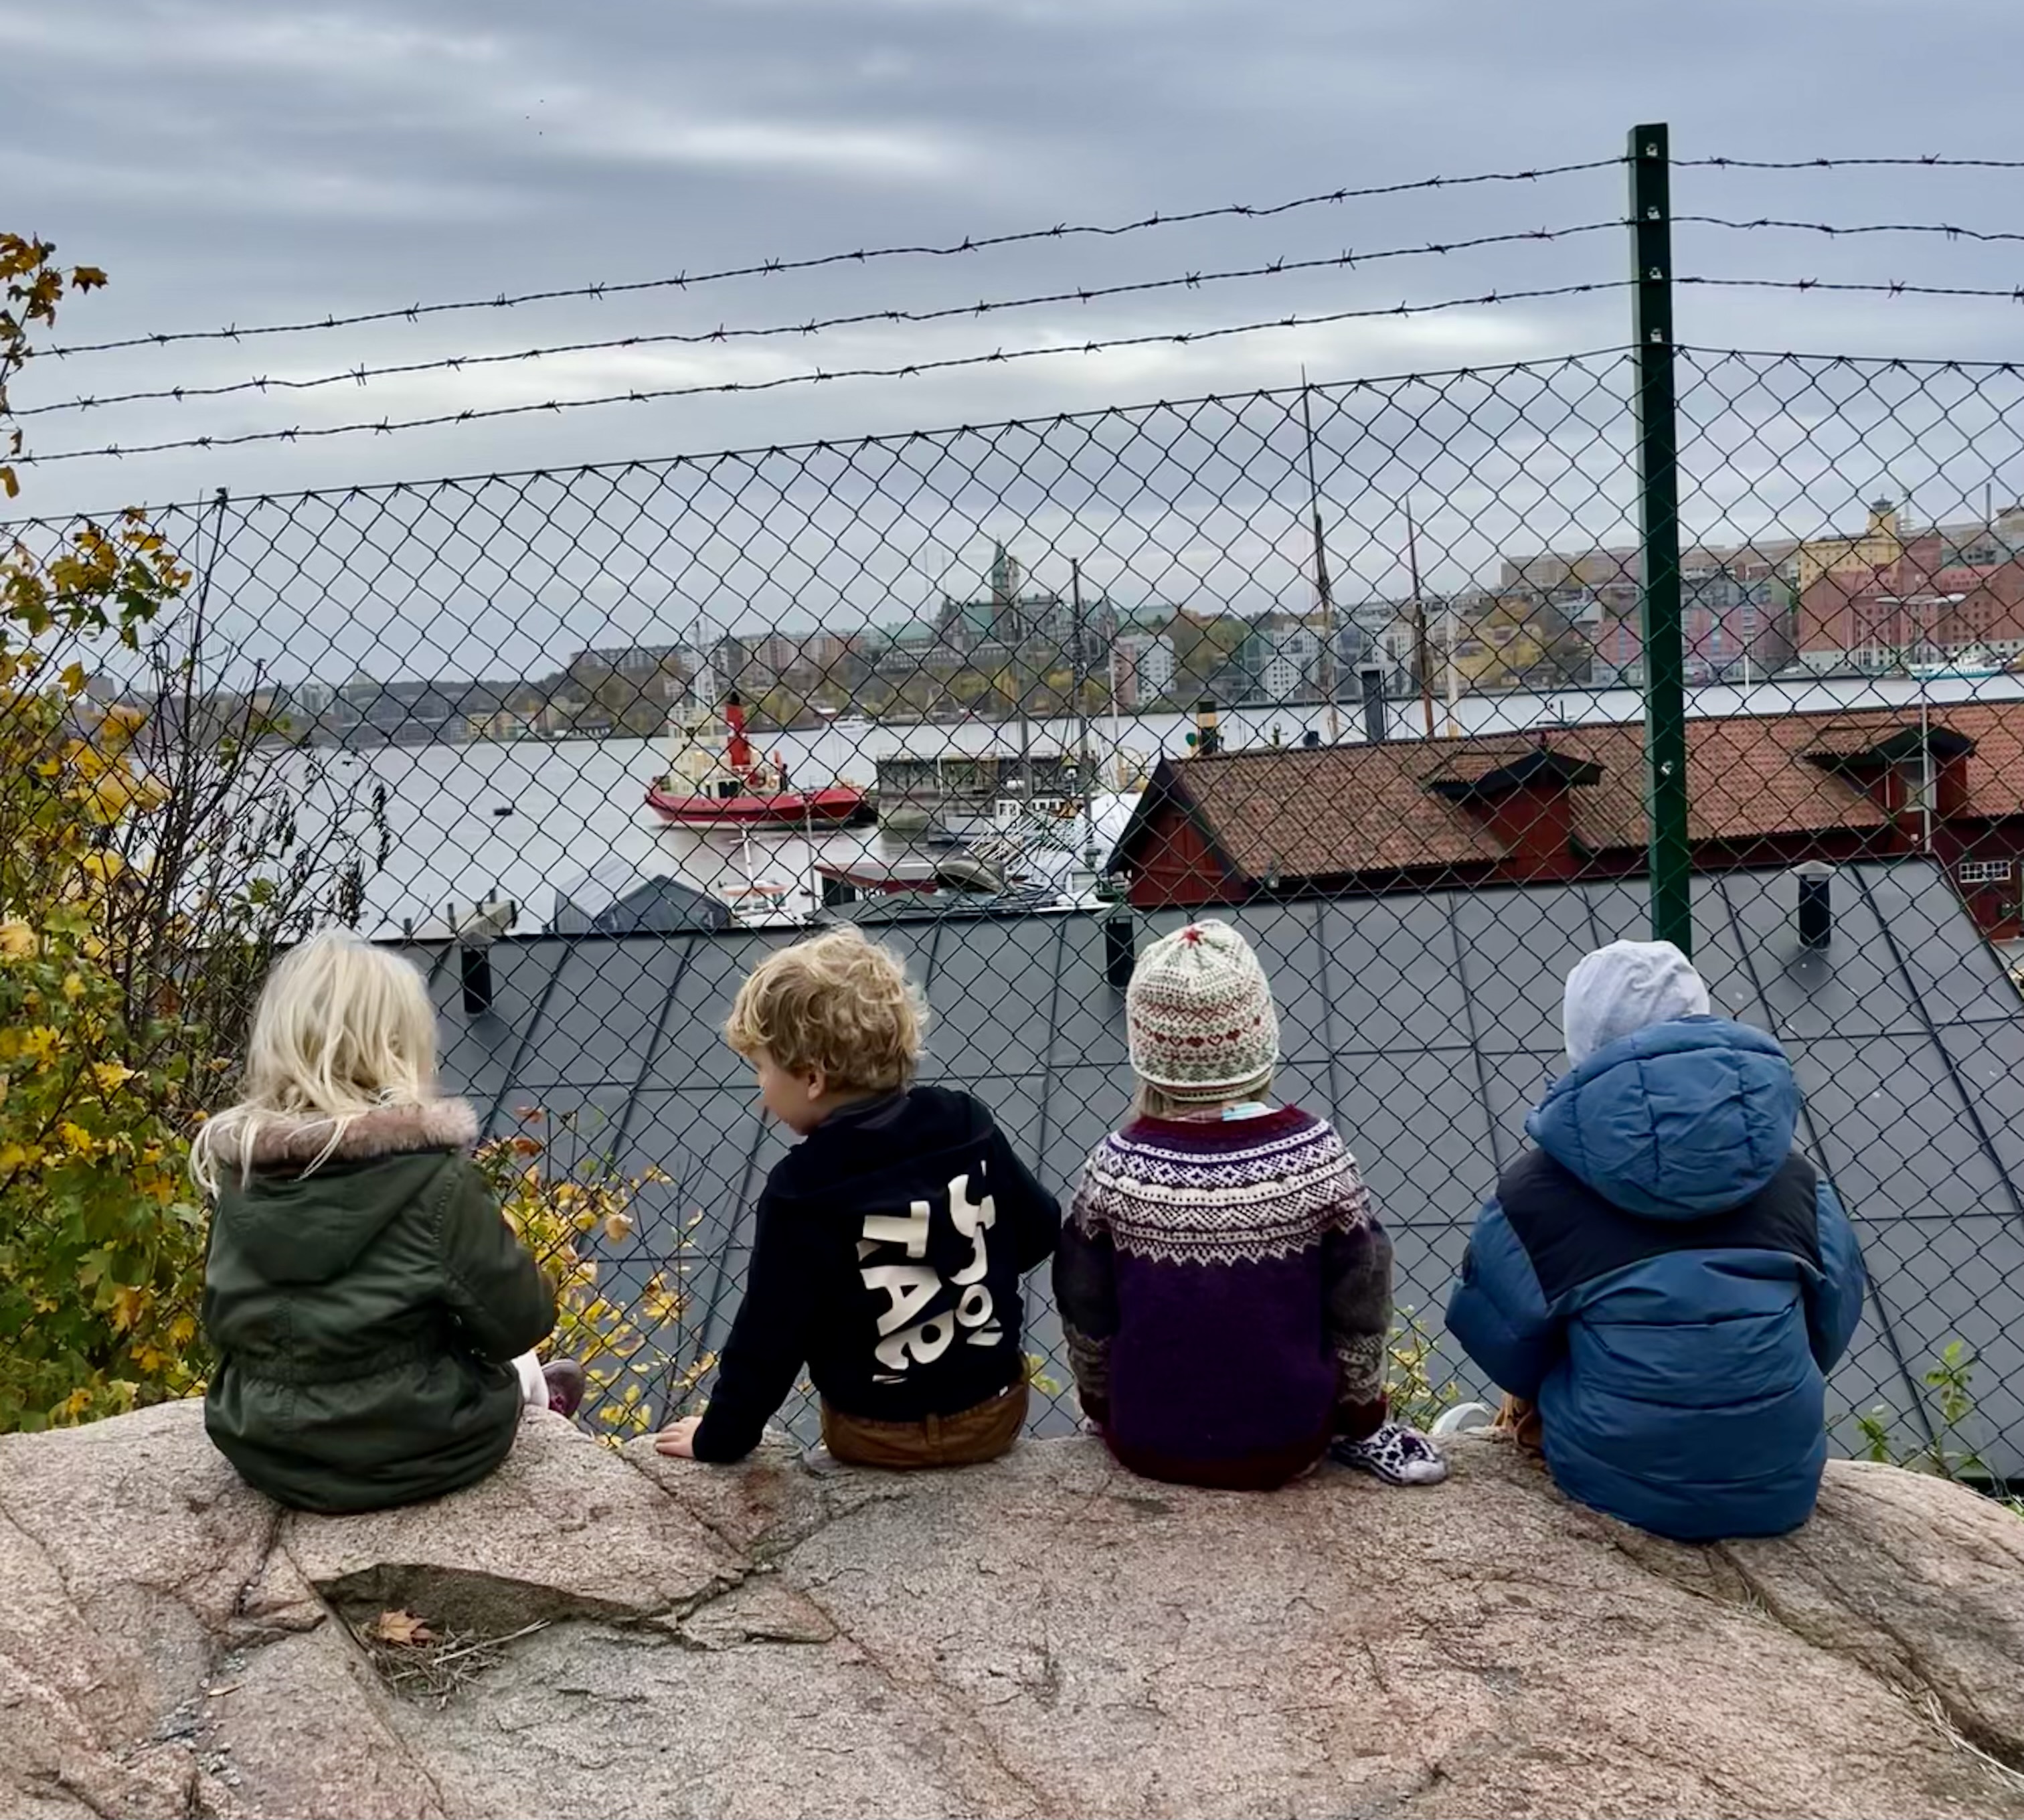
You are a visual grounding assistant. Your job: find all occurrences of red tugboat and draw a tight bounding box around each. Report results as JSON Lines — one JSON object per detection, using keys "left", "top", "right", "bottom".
{"left": 644, "top": 691, "right": 867, "bottom": 828}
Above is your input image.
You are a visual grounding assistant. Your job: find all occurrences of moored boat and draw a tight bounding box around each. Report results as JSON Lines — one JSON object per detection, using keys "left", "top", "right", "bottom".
{"left": 645, "top": 691, "right": 869, "bottom": 828}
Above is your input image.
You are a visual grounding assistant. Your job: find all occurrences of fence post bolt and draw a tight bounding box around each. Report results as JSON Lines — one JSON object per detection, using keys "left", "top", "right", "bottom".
{"left": 1630, "top": 122, "right": 1692, "bottom": 955}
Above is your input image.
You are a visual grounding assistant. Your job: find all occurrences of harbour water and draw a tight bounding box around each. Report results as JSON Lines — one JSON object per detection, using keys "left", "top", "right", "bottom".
{"left": 311, "top": 671, "right": 2024, "bottom": 938}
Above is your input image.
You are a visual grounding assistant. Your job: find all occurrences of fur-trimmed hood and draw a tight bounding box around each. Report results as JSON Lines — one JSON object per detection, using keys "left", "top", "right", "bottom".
{"left": 210, "top": 1098, "right": 479, "bottom": 1171}
{"left": 208, "top": 1098, "right": 485, "bottom": 1287}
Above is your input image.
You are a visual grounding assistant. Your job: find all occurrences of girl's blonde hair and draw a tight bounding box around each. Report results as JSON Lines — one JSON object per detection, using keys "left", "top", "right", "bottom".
{"left": 1132, "top": 1068, "right": 1274, "bottom": 1121}
{"left": 190, "top": 928, "right": 440, "bottom": 1193}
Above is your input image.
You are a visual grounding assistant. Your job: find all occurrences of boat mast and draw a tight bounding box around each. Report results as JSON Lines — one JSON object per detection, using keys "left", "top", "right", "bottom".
{"left": 1406, "top": 498, "right": 1435, "bottom": 738}
{"left": 1072, "top": 558, "right": 1097, "bottom": 868}
{"left": 1301, "top": 372, "right": 1341, "bottom": 742}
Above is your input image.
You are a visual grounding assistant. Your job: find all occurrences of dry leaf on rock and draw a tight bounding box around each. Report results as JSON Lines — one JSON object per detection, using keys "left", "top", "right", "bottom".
{"left": 369, "top": 1609, "right": 436, "bottom": 1647}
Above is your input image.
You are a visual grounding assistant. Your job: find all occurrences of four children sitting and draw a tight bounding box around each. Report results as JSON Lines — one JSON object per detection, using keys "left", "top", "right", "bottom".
{"left": 197, "top": 918, "right": 1870, "bottom": 1546}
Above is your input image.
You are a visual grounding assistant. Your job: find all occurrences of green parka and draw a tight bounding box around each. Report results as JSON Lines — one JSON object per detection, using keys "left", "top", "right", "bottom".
{"left": 200, "top": 1099, "right": 556, "bottom": 1513}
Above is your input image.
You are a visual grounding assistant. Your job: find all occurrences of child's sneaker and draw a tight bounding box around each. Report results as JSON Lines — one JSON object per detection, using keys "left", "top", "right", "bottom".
{"left": 1331, "top": 1420, "right": 1448, "bottom": 1487}
{"left": 542, "top": 1358, "right": 586, "bottom": 1418}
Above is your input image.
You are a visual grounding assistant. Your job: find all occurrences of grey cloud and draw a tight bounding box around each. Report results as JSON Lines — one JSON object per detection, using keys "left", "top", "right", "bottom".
{"left": 9, "top": 0, "right": 2024, "bottom": 665}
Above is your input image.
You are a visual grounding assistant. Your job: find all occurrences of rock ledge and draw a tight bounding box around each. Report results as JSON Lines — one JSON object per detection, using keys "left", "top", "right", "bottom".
{"left": 3, "top": 1400, "right": 2021, "bottom": 1819}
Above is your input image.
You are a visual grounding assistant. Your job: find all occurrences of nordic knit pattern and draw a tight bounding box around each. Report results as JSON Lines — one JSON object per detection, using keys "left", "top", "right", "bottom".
{"left": 1124, "top": 920, "right": 1280, "bottom": 1103}
{"left": 1075, "top": 1110, "right": 1369, "bottom": 1266}
{"left": 1053, "top": 1106, "right": 1395, "bottom": 1490}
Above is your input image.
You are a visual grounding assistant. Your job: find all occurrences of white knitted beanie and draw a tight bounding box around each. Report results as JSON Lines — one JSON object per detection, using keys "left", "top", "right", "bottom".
{"left": 1126, "top": 920, "right": 1280, "bottom": 1104}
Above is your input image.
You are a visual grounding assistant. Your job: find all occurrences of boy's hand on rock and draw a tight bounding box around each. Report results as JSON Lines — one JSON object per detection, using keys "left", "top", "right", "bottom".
{"left": 654, "top": 1417, "right": 702, "bottom": 1459}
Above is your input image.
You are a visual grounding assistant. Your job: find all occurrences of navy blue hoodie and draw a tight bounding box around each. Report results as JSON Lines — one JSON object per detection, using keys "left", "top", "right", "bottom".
{"left": 1446, "top": 1017, "right": 1866, "bottom": 1541}
{"left": 692, "top": 1085, "right": 1059, "bottom": 1461}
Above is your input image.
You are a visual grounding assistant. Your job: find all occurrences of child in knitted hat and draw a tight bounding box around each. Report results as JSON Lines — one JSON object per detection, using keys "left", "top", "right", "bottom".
{"left": 1051, "top": 919, "right": 1446, "bottom": 1490}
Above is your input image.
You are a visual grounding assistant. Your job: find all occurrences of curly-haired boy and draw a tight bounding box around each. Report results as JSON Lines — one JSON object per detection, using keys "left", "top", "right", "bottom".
{"left": 656, "top": 926, "right": 1060, "bottom": 1468}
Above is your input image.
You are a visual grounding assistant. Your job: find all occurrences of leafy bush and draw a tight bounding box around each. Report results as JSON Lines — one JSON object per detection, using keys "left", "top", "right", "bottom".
{"left": 1852, "top": 1339, "right": 1993, "bottom": 1483}
{"left": 476, "top": 1110, "right": 713, "bottom": 1440}
{"left": 1, "top": 236, "right": 367, "bottom": 1430}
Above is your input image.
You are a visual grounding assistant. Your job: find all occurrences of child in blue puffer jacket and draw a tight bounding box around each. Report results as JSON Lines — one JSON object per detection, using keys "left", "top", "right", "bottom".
{"left": 1445, "top": 940, "right": 1867, "bottom": 1542}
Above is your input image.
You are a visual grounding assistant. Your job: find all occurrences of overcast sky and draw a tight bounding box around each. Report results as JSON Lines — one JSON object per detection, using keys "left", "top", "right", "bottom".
{"left": 10, "top": 0, "right": 2024, "bottom": 678}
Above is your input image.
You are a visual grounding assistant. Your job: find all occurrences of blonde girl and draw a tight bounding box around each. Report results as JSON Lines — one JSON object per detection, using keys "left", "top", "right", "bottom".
{"left": 197, "top": 929, "right": 579, "bottom": 1513}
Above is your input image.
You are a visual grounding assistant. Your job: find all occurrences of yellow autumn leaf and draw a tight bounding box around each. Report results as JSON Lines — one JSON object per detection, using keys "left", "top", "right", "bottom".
{"left": 59, "top": 662, "right": 88, "bottom": 695}
{"left": 19, "top": 1025, "right": 58, "bottom": 1064}
{"left": 92, "top": 1062, "right": 135, "bottom": 1094}
{"left": 0, "top": 920, "right": 33, "bottom": 959}
{"left": 60, "top": 974, "right": 84, "bottom": 1002}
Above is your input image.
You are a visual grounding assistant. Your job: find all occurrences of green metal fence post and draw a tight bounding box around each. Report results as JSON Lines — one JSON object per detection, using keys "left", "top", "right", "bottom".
{"left": 1630, "top": 122, "right": 1691, "bottom": 955}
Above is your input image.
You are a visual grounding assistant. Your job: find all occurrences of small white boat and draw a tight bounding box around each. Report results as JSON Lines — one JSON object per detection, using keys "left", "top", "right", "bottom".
{"left": 1908, "top": 643, "right": 2008, "bottom": 681}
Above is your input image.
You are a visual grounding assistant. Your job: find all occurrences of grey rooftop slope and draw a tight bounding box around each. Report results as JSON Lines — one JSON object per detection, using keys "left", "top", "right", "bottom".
{"left": 404, "top": 858, "right": 2024, "bottom": 1475}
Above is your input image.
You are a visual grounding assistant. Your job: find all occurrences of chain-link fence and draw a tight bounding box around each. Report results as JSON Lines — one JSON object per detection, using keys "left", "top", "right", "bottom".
{"left": 7, "top": 121, "right": 2024, "bottom": 1481}
{"left": 11, "top": 341, "right": 2024, "bottom": 1479}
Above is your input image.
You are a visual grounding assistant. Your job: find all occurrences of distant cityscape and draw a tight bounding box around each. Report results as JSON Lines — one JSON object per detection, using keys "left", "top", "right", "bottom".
{"left": 143, "top": 500, "right": 2024, "bottom": 748}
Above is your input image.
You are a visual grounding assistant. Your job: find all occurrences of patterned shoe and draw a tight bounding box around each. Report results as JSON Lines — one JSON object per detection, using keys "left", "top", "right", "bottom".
{"left": 1330, "top": 1420, "right": 1449, "bottom": 1487}
{"left": 542, "top": 1358, "right": 586, "bottom": 1419}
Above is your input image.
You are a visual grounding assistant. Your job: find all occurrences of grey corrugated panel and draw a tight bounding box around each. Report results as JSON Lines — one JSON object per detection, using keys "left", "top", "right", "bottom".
{"left": 1850, "top": 866, "right": 2024, "bottom": 1228}
{"left": 1226, "top": 903, "right": 1335, "bottom": 1062}
{"left": 639, "top": 932, "right": 766, "bottom": 1090}
{"left": 1449, "top": 884, "right": 1605, "bottom": 1055}
{"left": 1317, "top": 896, "right": 1473, "bottom": 1054}
{"left": 1048, "top": 918, "right": 1130, "bottom": 1073}
{"left": 1863, "top": 862, "right": 2024, "bottom": 1027}
{"left": 507, "top": 939, "right": 696, "bottom": 1095}
{"left": 926, "top": 916, "right": 1063, "bottom": 1079}
{"left": 1337, "top": 1048, "right": 1499, "bottom": 1234}
{"left": 621, "top": 1087, "right": 758, "bottom": 1200}
{"left": 1042, "top": 1066, "right": 1130, "bottom": 1193}
{"left": 1721, "top": 869, "right": 1920, "bottom": 1041}
{"left": 434, "top": 942, "right": 560, "bottom": 1110}
{"left": 1940, "top": 1027, "right": 2024, "bottom": 1181}
{"left": 417, "top": 861, "right": 2024, "bottom": 1474}
{"left": 1475, "top": 1050, "right": 1570, "bottom": 1183}
{"left": 1794, "top": 1037, "right": 2015, "bottom": 1221}
{"left": 1855, "top": 1214, "right": 2024, "bottom": 1452}
{"left": 1707, "top": 873, "right": 1940, "bottom": 1461}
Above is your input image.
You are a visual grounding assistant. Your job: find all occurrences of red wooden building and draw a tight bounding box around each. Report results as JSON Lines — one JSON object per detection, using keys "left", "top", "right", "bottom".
{"left": 1110, "top": 701, "right": 2024, "bottom": 938}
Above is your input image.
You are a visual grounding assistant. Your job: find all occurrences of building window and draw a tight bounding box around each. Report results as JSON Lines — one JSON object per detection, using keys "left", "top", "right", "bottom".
{"left": 1960, "top": 858, "right": 2014, "bottom": 885}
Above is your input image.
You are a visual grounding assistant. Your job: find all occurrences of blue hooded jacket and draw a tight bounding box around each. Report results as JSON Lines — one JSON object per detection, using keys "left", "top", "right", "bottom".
{"left": 1446, "top": 1017, "right": 1866, "bottom": 1542}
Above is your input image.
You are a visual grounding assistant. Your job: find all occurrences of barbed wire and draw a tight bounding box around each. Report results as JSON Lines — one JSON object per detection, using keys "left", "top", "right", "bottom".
{"left": 1677, "top": 154, "right": 2024, "bottom": 171}
{"left": 0, "top": 345, "right": 1634, "bottom": 518}
{"left": 15, "top": 221, "right": 1622, "bottom": 424}
{"left": 1678, "top": 214, "right": 2024, "bottom": 248}
{"left": 1678, "top": 275, "right": 2024, "bottom": 303}
{"left": 36, "top": 158, "right": 1628, "bottom": 361}
{"left": 11, "top": 279, "right": 1628, "bottom": 468}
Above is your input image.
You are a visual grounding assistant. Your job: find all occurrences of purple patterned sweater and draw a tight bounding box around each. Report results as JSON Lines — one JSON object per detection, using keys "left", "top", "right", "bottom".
{"left": 1051, "top": 1106, "right": 1394, "bottom": 1490}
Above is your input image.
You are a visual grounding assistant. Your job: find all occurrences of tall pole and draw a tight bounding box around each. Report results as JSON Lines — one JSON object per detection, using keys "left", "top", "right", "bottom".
{"left": 1630, "top": 122, "right": 1692, "bottom": 955}
{"left": 1413, "top": 592, "right": 1436, "bottom": 738}
{"left": 1405, "top": 497, "right": 1449, "bottom": 740}
{"left": 1301, "top": 372, "right": 1341, "bottom": 742}
{"left": 1072, "top": 559, "right": 1097, "bottom": 866}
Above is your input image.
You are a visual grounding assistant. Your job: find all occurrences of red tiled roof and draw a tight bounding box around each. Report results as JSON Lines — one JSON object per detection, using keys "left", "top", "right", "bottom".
{"left": 1130, "top": 701, "right": 2024, "bottom": 883}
